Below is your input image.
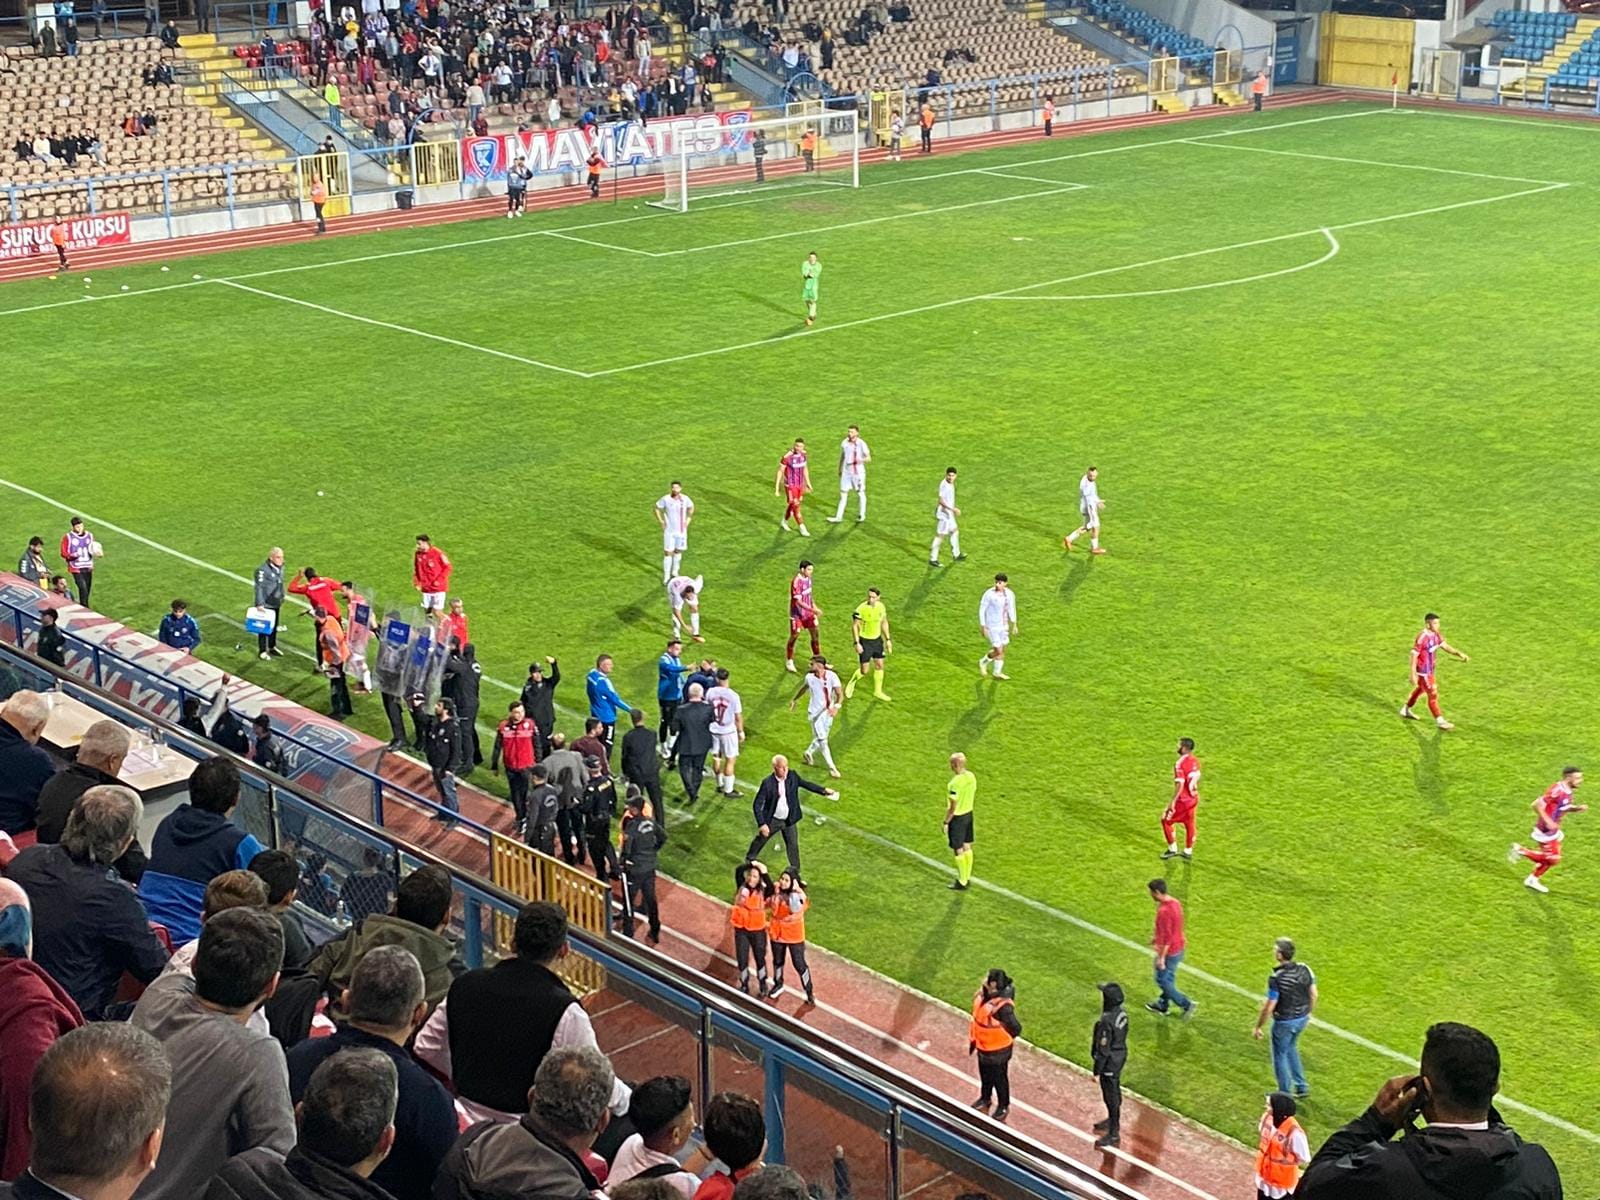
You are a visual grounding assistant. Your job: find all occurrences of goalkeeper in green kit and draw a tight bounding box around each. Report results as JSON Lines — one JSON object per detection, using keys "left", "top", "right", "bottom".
{"left": 802, "top": 251, "right": 822, "bottom": 326}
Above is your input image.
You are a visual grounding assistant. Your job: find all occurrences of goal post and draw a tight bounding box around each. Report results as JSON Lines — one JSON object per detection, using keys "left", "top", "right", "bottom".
{"left": 650, "top": 108, "right": 860, "bottom": 213}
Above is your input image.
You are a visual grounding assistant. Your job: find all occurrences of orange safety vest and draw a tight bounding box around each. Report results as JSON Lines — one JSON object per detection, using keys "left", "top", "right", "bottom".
{"left": 801, "top": 131, "right": 817, "bottom": 153}
{"left": 769, "top": 890, "right": 808, "bottom": 943}
{"left": 1042, "top": 100, "right": 1055, "bottom": 121}
{"left": 587, "top": 154, "right": 605, "bottom": 175}
{"left": 310, "top": 179, "right": 329, "bottom": 204}
{"left": 49, "top": 222, "right": 66, "bottom": 247}
{"left": 1251, "top": 74, "right": 1268, "bottom": 95}
{"left": 969, "top": 993, "right": 1015, "bottom": 1052}
{"left": 920, "top": 105, "right": 934, "bottom": 129}
{"left": 1254, "top": 1114, "right": 1303, "bottom": 1191}
{"left": 317, "top": 613, "right": 348, "bottom": 669}
{"left": 730, "top": 888, "right": 767, "bottom": 932}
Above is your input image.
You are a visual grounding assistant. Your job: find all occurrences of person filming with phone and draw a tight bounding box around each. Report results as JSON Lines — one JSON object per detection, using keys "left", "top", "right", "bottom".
{"left": 1297, "top": 1021, "right": 1561, "bottom": 1199}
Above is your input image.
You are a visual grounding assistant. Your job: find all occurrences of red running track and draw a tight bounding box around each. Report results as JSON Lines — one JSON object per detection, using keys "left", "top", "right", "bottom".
{"left": 0, "top": 89, "right": 1348, "bottom": 285}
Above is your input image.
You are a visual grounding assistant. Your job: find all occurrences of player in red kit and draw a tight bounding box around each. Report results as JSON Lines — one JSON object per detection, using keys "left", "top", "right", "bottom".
{"left": 1160, "top": 737, "right": 1200, "bottom": 860}
{"left": 774, "top": 438, "right": 813, "bottom": 536}
{"left": 1509, "top": 767, "right": 1585, "bottom": 893}
{"left": 785, "top": 560, "right": 822, "bottom": 673}
{"left": 1400, "top": 611, "right": 1468, "bottom": 730}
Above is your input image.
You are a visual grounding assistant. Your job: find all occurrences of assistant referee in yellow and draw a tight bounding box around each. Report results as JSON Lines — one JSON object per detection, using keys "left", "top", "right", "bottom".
{"left": 944, "top": 752, "right": 976, "bottom": 890}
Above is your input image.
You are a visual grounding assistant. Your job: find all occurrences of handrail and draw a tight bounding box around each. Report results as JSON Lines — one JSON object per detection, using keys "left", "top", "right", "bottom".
{"left": 0, "top": 632, "right": 1142, "bottom": 1200}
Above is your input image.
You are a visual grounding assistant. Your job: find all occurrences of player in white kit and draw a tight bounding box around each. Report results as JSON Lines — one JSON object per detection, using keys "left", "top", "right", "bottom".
{"left": 667, "top": 574, "right": 705, "bottom": 642}
{"left": 789, "top": 654, "right": 843, "bottom": 777}
{"left": 707, "top": 667, "right": 745, "bottom": 796}
{"left": 1063, "top": 466, "right": 1106, "bottom": 555}
{"left": 978, "top": 573, "right": 1017, "bottom": 680}
{"left": 829, "top": 425, "right": 871, "bottom": 524}
{"left": 930, "top": 466, "right": 964, "bottom": 566}
{"left": 656, "top": 481, "right": 695, "bottom": 583}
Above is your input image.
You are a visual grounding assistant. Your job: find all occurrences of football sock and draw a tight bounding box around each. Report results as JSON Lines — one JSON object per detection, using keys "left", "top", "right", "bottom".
{"left": 950, "top": 532, "right": 961, "bottom": 556}
{"left": 957, "top": 850, "right": 973, "bottom": 885}
{"left": 931, "top": 536, "right": 942, "bottom": 560}
{"left": 835, "top": 494, "right": 848, "bottom": 521}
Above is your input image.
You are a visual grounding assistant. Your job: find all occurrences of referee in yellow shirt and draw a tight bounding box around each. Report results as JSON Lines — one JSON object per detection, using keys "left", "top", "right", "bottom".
{"left": 945, "top": 752, "right": 976, "bottom": 890}
{"left": 845, "top": 587, "right": 892, "bottom": 701}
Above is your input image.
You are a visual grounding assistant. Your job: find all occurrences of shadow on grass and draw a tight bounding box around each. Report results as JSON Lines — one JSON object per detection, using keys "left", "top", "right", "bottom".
{"left": 735, "top": 289, "right": 795, "bottom": 318}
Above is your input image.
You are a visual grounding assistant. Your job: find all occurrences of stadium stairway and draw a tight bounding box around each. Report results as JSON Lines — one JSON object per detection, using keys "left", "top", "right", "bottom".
{"left": 1490, "top": 9, "right": 1600, "bottom": 98}
{"left": 177, "top": 33, "right": 288, "bottom": 166}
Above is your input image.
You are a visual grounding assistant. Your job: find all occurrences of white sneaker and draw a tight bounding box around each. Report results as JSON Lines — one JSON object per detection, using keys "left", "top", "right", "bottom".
{"left": 1525, "top": 874, "right": 1549, "bottom": 893}
{"left": 1435, "top": 717, "right": 1454, "bottom": 731}
{"left": 978, "top": 658, "right": 989, "bottom": 676}
{"left": 827, "top": 516, "right": 843, "bottom": 524}
{"left": 259, "top": 651, "right": 271, "bottom": 660}
{"left": 798, "top": 525, "right": 810, "bottom": 537}
{"left": 802, "top": 750, "right": 814, "bottom": 766}
{"left": 992, "top": 671, "right": 1010, "bottom": 681}
{"left": 786, "top": 659, "right": 798, "bottom": 673}
{"left": 1399, "top": 706, "right": 1417, "bottom": 720}
{"left": 781, "top": 520, "right": 790, "bottom": 532}
{"left": 1508, "top": 843, "right": 1523, "bottom": 864}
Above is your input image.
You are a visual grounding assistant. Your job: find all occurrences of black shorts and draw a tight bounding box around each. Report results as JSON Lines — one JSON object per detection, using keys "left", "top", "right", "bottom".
{"left": 857, "top": 636, "right": 884, "bottom": 664}
{"left": 947, "top": 811, "right": 973, "bottom": 850}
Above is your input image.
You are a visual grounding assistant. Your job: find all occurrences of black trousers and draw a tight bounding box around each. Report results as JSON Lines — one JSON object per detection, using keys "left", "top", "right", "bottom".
{"left": 557, "top": 808, "right": 586, "bottom": 864}
{"left": 258, "top": 605, "right": 281, "bottom": 652}
{"left": 462, "top": 720, "right": 483, "bottom": 766}
{"left": 657, "top": 700, "right": 678, "bottom": 752}
{"left": 535, "top": 728, "right": 553, "bottom": 760}
{"left": 746, "top": 820, "right": 801, "bottom": 872}
{"left": 328, "top": 672, "right": 353, "bottom": 717}
{"left": 1043, "top": 118, "right": 1052, "bottom": 136}
{"left": 313, "top": 201, "right": 326, "bottom": 231}
{"left": 678, "top": 752, "right": 707, "bottom": 802}
{"left": 755, "top": 157, "right": 765, "bottom": 182}
{"left": 599, "top": 722, "right": 616, "bottom": 754}
{"left": 977, "top": 1046, "right": 1011, "bottom": 1108}
{"left": 626, "top": 771, "right": 664, "bottom": 828}
{"left": 920, "top": 126, "right": 931, "bottom": 153}
{"left": 625, "top": 870, "right": 659, "bottom": 938}
{"left": 506, "top": 767, "right": 531, "bottom": 827}
{"left": 1254, "top": 92, "right": 1263, "bottom": 111}
{"left": 587, "top": 829, "right": 618, "bottom": 881}
{"left": 772, "top": 940, "right": 811, "bottom": 995}
{"left": 734, "top": 927, "right": 769, "bottom": 991}
{"left": 1098, "top": 1070, "right": 1121, "bottom": 1135}
{"left": 72, "top": 569, "right": 92, "bottom": 606}
{"left": 529, "top": 820, "right": 556, "bottom": 855}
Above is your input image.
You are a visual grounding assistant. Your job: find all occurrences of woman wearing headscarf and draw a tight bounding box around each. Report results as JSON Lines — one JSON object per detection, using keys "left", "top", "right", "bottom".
{"left": 767, "top": 868, "right": 813, "bottom": 1004}
{"left": 730, "top": 861, "right": 773, "bottom": 997}
{"left": 968, "top": 967, "right": 1021, "bottom": 1121}
{"left": 1254, "top": 1091, "right": 1310, "bottom": 1199}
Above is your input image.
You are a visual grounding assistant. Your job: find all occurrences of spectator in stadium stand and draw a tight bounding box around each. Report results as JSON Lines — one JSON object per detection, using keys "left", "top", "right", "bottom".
{"left": 442, "top": 642, "right": 483, "bottom": 769}
{"left": 34, "top": 610, "right": 66, "bottom": 669}
{"left": 607, "top": 1076, "right": 706, "bottom": 1195}
{"left": 433, "top": 1045, "right": 615, "bottom": 1200}
{"left": 1, "top": 1023, "right": 170, "bottom": 1200}
{"left": 157, "top": 599, "right": 202, "bottom": 653}
{"left": 340, "top": 848, "right": 397, "bottom": 926}
{"left": 731, "top": 1166, "right": 809, "bottom": 1200}
{"left": 573, "top": 719, "right": 611, "bottom": 777}
{"left": 416, "top": 900, "right": 631, "bottom": 1126}
{"left": 6, "top": 786, "right": 168, "bottom": 1019}
{"left": 1253, "top": 1092, "right": 1309, "bottom": 1200}
{"left": 250, "top": 715, "right": 289, "bottom": 776}
{"left": 491, "top": 701, "right": 538, "bottom": 831}
{"left": 0, "top": 692, "right": 54, "bottom": 837}
{"left": 1297, "top": 1022, "right": 1561, "bottom": 1200}
{"left": 1254, "top": 936, "right": 1317, "bottom": 1097}
{"left": 692, "top": 1092, "right": 766, "bottom": 1200}
{"left": 128, "top": 907, "right": 293, "bottom": 1200}
{"left": 310, "top": 864, "right": 462, "bottom": 1017}
{"left": 423, "top": 697, "right": 463, "bottom": 823}
{"left": 138, "top": 757, "right": 267, "bottom": 947}
{"left": 248, "top": 849, "right": 314, "bottom": 971}
{"left": 621, "top": 708, "right": 663, "bottom": 822}
{"left": 619, "top": 790, "right": 664, "bottom": 943}
{"left": 0, "top": 878, "right": 84, "bottom": 1184}
{"left": 969, "top": 968, "right": 1020, "bottom": 1122}
{"left": 1091, "top": 982, "right": 1128, "bottom": 1148}
{"left": 611, "top": 1181, "right": 682, "bottom": 1200}
{"left": 412, "top": 535, "right": 452, "bottom": 615}
{"left": 253, "top": 548, "right": 286, "bottom": 660}
{"left": 669, "top": 683, "right": 715, "bottom": 805}
{"left": 16, "top": 537, "right": 49, "bottom": 588}
{"left": 34, "top": 720, "right": 144, "bottom": 882}
{"left": 520, "top": 657, "right": 561, "bottom": 758}
{"left": 204, "top": 1048, "right": 399, "bottom": 1200}
{"left": 153, "top": 871, "right": 272, "bottom": 1036}
{"left": 283, "top": 948, "right": 456, "bottom": 1200}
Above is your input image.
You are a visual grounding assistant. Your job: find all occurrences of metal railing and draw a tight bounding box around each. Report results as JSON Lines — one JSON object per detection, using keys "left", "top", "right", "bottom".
{"left": 0, "top": 630, "right": 1142, "bottom": 1200}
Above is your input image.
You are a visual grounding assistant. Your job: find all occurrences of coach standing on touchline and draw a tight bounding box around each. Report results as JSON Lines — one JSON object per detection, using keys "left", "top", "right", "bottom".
{"left": 747, "top": 755, "right": 837, "bottom": 874}
{"left": 253, "top": 548, "right": 285, "bottom": 660}
{"left": 585, "top": 654, "right": 634, "bottom": 758}
{"left": 1254, "top": 936, "right": 1316, "bottom": 1097}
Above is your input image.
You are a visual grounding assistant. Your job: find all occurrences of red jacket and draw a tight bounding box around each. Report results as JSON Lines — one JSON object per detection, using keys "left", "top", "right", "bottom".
{"left": 0, "top": 957, "right": 84, "bottom": 1180}
{"left": 414, "top": 546, "right": 452, "bottom": 593}
{"left": 493, "top": 717, "right": 538, "bottom": 772}
{"left": 289, "top": 572, "right": 344, "bottom": 621}
{"left": 442, "top": 610, "right": 469, "bottom": 649}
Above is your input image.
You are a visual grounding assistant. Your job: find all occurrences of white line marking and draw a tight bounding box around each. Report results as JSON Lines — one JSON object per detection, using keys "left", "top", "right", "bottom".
{"left": 903, "top": 1170, "right": 956, "bottom": 1198}
{"left": 1409, "top": 106, "right": 1600, "bottom": 131}
{"left": 215, "top": 280, "right": 593, "bottom": 378}
{"left": 587, "top": 998, "right": 636, "bottom": 1020}
{"left": 1181, "top": 137, "right": 1571, "bottom": 186}
{"left": 605, "top": 1025, "right": 678, "bottom": 1057}
{"left": 5, "top": 476, "right": 1596, "bottom": 1147}
{"left": 979, "top": 168, "right": 1089, "bottom": 186}
{"left": 542, "top": 230, "right": 665, "bottom": 256}
{"left": 0, "top": 278, "right": 216, "bottom": 317}
{"left": 988, "top": 227, "right": 1340, "bottom": 301}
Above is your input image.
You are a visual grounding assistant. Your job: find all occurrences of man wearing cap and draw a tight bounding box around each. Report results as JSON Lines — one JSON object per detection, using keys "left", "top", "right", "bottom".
{"left": 580, "top": 755, "right": 621, "bottom": 882}
{"left": 1253, "top": 937, "right": 1316, "bottom": 1097}
{"left": 1091, "top": 982, "right": 1129, "bottom": 1148}
{"left": 519, "top": 657, "right": 561, "bottom": 760}
{"left": 620, "top": 791, "right": 665, "bottom": 944}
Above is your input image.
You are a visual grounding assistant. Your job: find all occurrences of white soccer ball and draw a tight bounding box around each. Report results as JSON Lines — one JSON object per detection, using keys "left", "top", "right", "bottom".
{"left": 120, "top": 285, "right": 129, "bottom": 292}
{"left": 82, "top": 276, "right": 91, "bottom": 284}
{"left": 192, "top": 273, "right": 202, "bottom": 280}
{"left": 814, "top": 815, "right": 827, "bottom": 825}
{"left": 316, "top": 490, "right": 326, "bottom": 497}
{"left": 160, "top": 265, "right": 170, "bottom": 272}
{"left": 90, "top": 540, "right": 104, "bottom": 557}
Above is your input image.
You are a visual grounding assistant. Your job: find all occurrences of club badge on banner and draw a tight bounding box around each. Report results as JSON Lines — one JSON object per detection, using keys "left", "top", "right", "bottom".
{"left": 461, "top": 110, "right": 754, "bottom": 183}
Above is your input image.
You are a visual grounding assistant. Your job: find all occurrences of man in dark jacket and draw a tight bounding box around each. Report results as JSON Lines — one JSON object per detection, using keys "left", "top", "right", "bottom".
{"left": 35, "top": 720, "right": 145, "bottom": 882}
{"left": 523, "top": 764, "right": 560, "bottom": 855}
{"left": 251, "top": 716, "right": 289, "bottom": 776}
{"left": 542, "top": 733, "right": 587, "bottom": 866}
{"left": 253, "top": 547, "right": 286, "bottom": 659}
{"left": 1298, "top": 1021, "right": 1561, "bottom": 1200}
{"left": 0, "top": 690, "right": 55, "bottom": 835}
{"left": 669, "top": 683, "right": 715, "bottom": 804}
{"left": 34, "top": 608, "right": 67, "bottom": 667}
{"left": 443, "top": 643, "right": 483, "bottom": 770}
{"left": 204, "top": 1048, "right": 400, "bottom": 1200}
{"left": 519, "top": 657, "right": 560, "bottom": 759}
{"left": 1091, "top": 981, "right": 1128, "bottom": 1148}
{"left": 580, "top": 757, "right": 620, "bottom": 883}
{"left": 619, "top": 708, "right": 662, "bottom": 825}
{"left": 619, "top": 792, "right": 665, "bottom": 943}
{"left": 424, "top": 698, "right": 462, "bottom": 824}
{"left": 746, "top": 754, "right": 838, "bottom": 874}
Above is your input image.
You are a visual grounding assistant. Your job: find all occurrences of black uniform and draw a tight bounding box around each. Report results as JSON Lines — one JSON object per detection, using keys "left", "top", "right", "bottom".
{"left": 544, "top": 746, "right": 587, "bottom": 865}
{"left": 520, "top": 661, "right": 560, "bottom": 758}
{"left": 443, "top": 644, "right": 483, "bottom": 767}
{"left": 620, "top": 723, "right": 663, "bottom": 827}
{"left": 1091, "top": 983, "right": 1130, "bottom": 1144}
{"left": 36, "top": 621, "right": 66, "bottom": 667}
{"left": 524, "top": 781, "right": 560, "bottom": 855}
{"left": 424, "top": 706, "right": 463, "bottom": 819}
{"left": 580, "top": 773, "right": 621, "bottom": 882}
{"left": 753, "top": 130, "right": 767, "bottom": 182}
{"left": 669, "top": 699, "right": 715, "bottom": 803}
{"left": 620, "top": 810, "right": 666, "bottom": 941}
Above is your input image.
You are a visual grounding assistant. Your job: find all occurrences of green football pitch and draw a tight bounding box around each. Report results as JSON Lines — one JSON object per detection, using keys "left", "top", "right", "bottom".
{"left": 6, "top": 97, "right": 1600, "bottom": 1183}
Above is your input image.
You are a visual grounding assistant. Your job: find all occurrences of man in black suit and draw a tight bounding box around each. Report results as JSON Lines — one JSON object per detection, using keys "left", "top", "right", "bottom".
{"left": 746, "top": 754, "right": 838, "bottom": 873}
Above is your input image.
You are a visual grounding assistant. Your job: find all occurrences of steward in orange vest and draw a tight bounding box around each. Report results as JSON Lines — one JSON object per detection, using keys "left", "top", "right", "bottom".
{"left": 1042, "top": 94, "right": 1055, "bottom": 136}
{"left": 968, "top": 968, "right": 1021, "bottom": 1121}
{"left": 800, "top": 128, "right": 818, "bottom": 172}
{"left": 768, "top": 868, "right": 812, "bottom": 1003}
{"left": 1252, "top": 69, "right": 1268, "bottom": 112}
{"left": 314, "top": 605, "right": 353, "bottom": 718}
{"left": 1254, "top": 1092, "right": 1308, "bottom": 1198}
{"left": 309, "top": 175, "right": 329, "bottom": 234}
{"left": 730, "top": 861, "right": 773, "bottom": 997}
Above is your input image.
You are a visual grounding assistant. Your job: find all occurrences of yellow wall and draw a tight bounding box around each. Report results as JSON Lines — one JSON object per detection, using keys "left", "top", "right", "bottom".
{"left": 1320, "top": 13, "right": 1414, "bottom": 90}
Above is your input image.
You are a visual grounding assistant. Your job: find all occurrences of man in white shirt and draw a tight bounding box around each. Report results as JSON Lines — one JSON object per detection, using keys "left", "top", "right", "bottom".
{"left": 667, "top": 574, "right": 704, "bottom": 642}
{"left": 829, "top": 425, "right": 871, "bottom": 524}
{"left": 655, "top": 480, "right": 694, "bottom": 583}
{"left": 931, "top": 466, "right": 963, "bottom": 566}
{"left": 789, "top": 654, "right": 842, "bottom": 778}
{"left": 606, "top": 1075, "right": 707, "bottom": 1196}
{"left": 1064, "top": 465, "right": 1107, "bottom": 555}
{"left": 706, "top": 668, "right": 744, "bottom": 796}
{"left": 978, "top": 573, "right": 1017, "bottom": 680}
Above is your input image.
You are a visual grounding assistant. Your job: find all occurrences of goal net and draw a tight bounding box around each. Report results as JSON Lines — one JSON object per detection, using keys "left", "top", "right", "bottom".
{"left": 650, "top": 108, "right": 860, "bottom": 213}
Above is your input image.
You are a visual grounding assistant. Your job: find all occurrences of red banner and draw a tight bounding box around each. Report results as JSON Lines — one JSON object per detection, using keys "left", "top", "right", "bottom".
{"left": 0, "top": 213, "right": 131, "bottom": 262}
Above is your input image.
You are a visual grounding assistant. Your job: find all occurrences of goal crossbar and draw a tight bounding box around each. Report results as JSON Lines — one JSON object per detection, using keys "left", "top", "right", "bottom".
{"left": 649, "top": 109, "right": 860, "bottom": 213}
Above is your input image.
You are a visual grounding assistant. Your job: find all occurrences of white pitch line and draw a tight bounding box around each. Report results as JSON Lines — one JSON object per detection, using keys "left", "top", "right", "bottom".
{"left": 979, "top": 168, "right": 1090, "bottom": 186}
{"left": 1409, "top": 106, "right": 1600, "bottom": 132}
{"left": 215, "top": 279, "right": 593, "bottom": 378}
{"left": 1182, "top": 137, "right": 1572, "bottom": 186}
{"left": 4, "top": 477, "right": 1596, "bottom": 1147}
{"left": 988, "top": 228, "right": 1340, "bottom": 301}
{"left": 542, "top": 230, "right": 665, "bottom": 256}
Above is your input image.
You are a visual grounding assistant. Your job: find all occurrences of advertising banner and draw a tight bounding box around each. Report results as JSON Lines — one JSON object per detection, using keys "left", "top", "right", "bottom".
{"left": 462, "top": 110, "right": 754, "bottom": 183}
{"left": 0, "top": 213, "right": 131, "bottom": 262}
